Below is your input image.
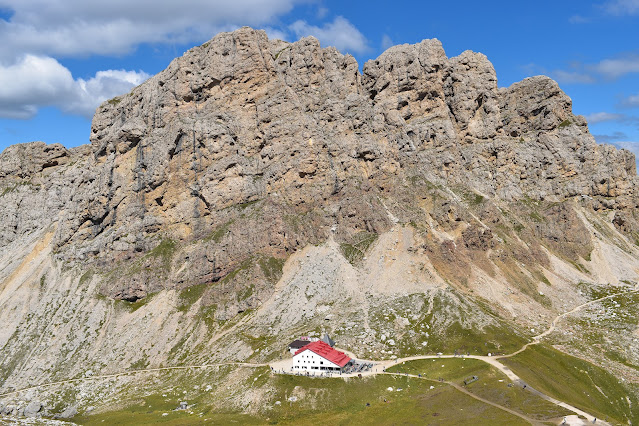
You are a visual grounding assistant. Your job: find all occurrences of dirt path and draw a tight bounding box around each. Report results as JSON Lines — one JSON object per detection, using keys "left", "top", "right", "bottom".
{"left": 206, "top": 309, "right": 257, "bottom": 348}
{"left": 535, "top": 283, "right": 639, "bottom": 341}
{"left": 499, "top": 284, "right": 639, "bottom": 359}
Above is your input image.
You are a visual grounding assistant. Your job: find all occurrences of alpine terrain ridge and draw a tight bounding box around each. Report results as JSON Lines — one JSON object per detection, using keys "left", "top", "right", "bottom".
{"left": 1, "top": 27, "right": 638, "bottom": 424}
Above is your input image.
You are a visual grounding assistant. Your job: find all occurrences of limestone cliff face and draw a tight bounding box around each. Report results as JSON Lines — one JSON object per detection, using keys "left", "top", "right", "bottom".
{"left": 1, "top": 28, "right": 638, "bottom": 303}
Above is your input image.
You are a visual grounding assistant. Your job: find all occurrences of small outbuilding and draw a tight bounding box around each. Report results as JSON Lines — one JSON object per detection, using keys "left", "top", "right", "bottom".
{"left": 293, "top": 340, "right": 351, "bottom": 372}
{"left": 288, "top": 339, "right": 311, "bottom": 354}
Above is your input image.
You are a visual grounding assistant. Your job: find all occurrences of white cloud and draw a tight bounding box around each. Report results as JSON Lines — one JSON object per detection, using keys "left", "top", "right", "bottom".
{"left": 584, "top": 111, "right": 639, "bottom": 131}
{"left": 262, "top": 27, "right": 289, "bottom": 42}
{"left": 316, "top": 6, "right": 329, "bottom": 19}
{"left": 611, "top": 141, "right": 639, "bottom": 151}
{"left": 66, "top": 69, "right": 150, "bottom": 117}
{"left": 0, "top": 0, "right": 302, "bottom": 59}
{"left": 569, "top": 15, "right": 590, "bottom": 23}
{"left": 585, "top": 112, "right": 626, "bottom": 123}
{"left": 620, "top": 92, "right": 639, "bottom": 108}
{"left": 523, "top": 63, "right": 595, "bottom": 84}
{"left": 0, "top": 55, "right": 74, "bottom": 119}
{"left": 604, "top": 0, "right": 639, "bottom": 15}
{"left": 536, "top": 52, "right": 639, "bottom": 85}
{"left": 289, "top": 16, "right": 368, "bottom": 54}
{"left": 594, "top": 131, "right": 628, "bottom": 142}
{"left": 0, "top": 55, "right": 148, "bottom": 119}
{"left": 0, "top": 0, "right": 308, "bottom": 120}
{"left": 549, "top": 70, "right": 595, "bottom": 84}
{"left": 0, "top": 1, "right": 372, "bottom": 121}
{"left": 591, "top": 54, "right": 639, "bottom": 79}
{"left": 381, "top": 34, "right": 394, "bottom": 51}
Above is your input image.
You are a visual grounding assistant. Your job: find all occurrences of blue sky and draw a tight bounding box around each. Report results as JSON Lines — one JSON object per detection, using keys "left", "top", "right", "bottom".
{"left": 0, "top": 0, "right": 638, "bottom": 156}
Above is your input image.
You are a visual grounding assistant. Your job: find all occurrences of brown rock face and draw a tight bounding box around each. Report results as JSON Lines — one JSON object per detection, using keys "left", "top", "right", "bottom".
{"left": 1, "top": 27, "right": 638, "bottom": 301}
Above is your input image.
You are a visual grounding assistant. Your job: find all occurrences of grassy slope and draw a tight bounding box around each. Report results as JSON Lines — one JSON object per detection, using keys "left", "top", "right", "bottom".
{"left": 74, "top": 372, "right": 527, "bottom": 425}
{"left": 267, "top": 374, "right": 526, "bottom": 425}
{"left": 387, "top": 358, "right": 570, "bottom": 421}
{"left": 74, "top": 408, "right": 262, "bottom": 425}
{"left": 502, "top": 345, "right": 638, "bottom": 425}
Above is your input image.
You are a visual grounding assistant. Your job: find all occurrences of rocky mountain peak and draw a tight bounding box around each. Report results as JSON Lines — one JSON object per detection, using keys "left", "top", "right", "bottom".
{"left": 1, "top": 26, "right": 638, "bottom": 301}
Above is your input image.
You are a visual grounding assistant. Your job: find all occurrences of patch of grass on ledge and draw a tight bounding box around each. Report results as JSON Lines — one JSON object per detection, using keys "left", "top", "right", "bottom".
{"left": 340, "top": 231, "right": 378, "bottom": 265}
{"left": 177, "top": 283, "right": 209, "bottom": 311}
{"left": 258, "top": 256, "right": 285, "bottom": 283}
{"left": 558, "top": 119, "right": 571, "bottom": 128}
{"left": 79, "top": 269, "right": 94, "bottom": 285}
{"left": 148, "top": 238, "right": 177, "bottom": 269}
{"left": 274, "top": 45, "right": 291, "bottom": 60}
{"left": 203, "top": 219, "right": 235, "bottom": 243}
{"left": 1, "top": 180, "right": 41, "bottom": 196}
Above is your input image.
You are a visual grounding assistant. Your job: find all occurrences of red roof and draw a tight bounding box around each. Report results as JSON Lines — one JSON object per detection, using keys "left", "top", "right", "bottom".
{"left": 294, "top": 340, "right": 351, "bottom": 367}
